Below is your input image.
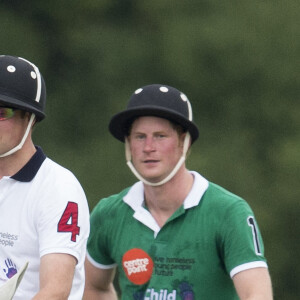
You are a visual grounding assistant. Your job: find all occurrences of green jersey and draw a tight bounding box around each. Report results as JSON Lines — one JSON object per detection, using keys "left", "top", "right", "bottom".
{"left": 87, "top": 172, "right": 267, "bottom": 299}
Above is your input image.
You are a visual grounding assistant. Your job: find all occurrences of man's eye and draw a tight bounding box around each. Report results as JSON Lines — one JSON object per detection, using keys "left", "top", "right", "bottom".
{"left": 135, "top": 135, "right": 145, "bottom": 140}
{"left": 155, "top": 134, "right": 166, "bottom": 139}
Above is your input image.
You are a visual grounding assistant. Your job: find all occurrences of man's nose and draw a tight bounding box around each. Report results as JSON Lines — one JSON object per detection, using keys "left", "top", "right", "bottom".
{"left": 143, "top": 137, "right": 155, "bottom": 152}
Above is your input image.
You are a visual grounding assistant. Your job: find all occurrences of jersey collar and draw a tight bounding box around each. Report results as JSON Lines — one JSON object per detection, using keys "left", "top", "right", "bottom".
{"left": 124, "top": 171, "right": 209, "bottom": 210}
{"left": 11, "top": 146, "right": 46, "bottom": 182}
{"left": 123, "top": 171, "right": 209, "bottom": 234}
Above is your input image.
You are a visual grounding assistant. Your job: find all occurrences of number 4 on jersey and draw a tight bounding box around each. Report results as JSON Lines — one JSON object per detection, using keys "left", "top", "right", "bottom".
{"left": 58, "top": 202, "right": 80, "bottom": 242}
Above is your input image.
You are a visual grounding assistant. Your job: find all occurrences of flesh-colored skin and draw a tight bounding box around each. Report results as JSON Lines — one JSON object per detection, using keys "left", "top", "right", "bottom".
{"left": 0, "top": 111, "right": 36, "bottom": 178}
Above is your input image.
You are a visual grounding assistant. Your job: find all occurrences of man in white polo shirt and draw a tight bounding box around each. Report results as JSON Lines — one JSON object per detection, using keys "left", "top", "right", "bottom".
{"left": 0, "top": 55, "right": 90, "bottom": 299}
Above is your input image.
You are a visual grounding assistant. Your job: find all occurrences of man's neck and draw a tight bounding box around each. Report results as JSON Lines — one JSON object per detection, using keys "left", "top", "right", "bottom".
{"left": 143, "top": 168, "right": 194, "bottom": 228}
{"left": 0, "top": 142, "right": 36, "bottom": 179}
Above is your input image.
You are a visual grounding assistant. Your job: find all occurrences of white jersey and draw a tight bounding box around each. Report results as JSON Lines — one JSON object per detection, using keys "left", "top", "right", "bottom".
{"left": 0, "top": 147, "right": 90, "bottom": 299}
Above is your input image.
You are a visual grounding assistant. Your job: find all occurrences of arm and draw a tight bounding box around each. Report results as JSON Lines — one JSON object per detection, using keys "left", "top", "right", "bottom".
{"left": 32, "top": 253, "right": 77, "bottom": 300}
{"left": 83, "top": 258, "right": 118, "bottom": 300}
{"left": 233, "top": 267, "right": 273, "bottom": 300}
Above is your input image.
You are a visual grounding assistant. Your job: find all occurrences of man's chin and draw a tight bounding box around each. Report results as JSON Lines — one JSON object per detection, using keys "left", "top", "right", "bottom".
{"left": 141, "top": 174, "right": 165, "bottom": 184}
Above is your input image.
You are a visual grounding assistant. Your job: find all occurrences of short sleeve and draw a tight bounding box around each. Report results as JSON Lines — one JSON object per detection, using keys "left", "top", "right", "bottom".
{"left": 37, "top": 172, "right": 90, "bottom": 262}
{"left": 219, "top": 199, "right": 268, "bottom": 277}
{"left": 87, "top": 199, "right": 117, "bottom": 268}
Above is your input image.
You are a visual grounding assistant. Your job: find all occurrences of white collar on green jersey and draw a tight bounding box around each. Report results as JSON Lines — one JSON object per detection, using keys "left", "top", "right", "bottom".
{"left": 123, "top": 171, "right": 209, "bottom": 234}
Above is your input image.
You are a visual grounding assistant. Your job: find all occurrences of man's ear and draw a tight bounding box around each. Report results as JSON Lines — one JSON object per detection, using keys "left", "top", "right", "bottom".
{"left": 26, "top": 112, "right": 36, "bottom": 127}
{"left": 180, "top": 132, "right": 191, "bottom": 147}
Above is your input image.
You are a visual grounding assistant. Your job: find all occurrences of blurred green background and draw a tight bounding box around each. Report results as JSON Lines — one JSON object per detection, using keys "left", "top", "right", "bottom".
{"left": 1, "top": 1, "right": 299, "bottom": 299}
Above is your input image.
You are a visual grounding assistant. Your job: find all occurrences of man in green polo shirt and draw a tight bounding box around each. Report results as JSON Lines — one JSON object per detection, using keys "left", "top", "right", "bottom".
{"left": 84, "top": 84, "right": 273, "bottom": 299}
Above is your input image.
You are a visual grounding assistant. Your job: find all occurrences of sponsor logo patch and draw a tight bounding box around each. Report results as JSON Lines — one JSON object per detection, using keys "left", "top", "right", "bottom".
{"left": 122, "top": 248, "right": 153, "bottom": 285}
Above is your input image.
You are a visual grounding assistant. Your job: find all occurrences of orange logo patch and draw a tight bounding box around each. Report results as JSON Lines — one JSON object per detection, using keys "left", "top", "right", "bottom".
{"left": 122, "top": 248, "right": 153, "bottom": 285}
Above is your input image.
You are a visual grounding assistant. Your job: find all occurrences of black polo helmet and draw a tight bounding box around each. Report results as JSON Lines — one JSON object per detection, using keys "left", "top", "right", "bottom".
{"left": 109, "top": 84, "right": 199, "bottom": 143}
{"left": 0, "top": 55, "right": 46, "bottom": 121}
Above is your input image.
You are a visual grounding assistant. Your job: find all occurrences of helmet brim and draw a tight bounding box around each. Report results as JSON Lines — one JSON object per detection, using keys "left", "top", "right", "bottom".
{"left": 109, "top": 105, "right": 199, "bottom": 143}
{"left": 0, "top": 94, "right": 45, "bottom": 121}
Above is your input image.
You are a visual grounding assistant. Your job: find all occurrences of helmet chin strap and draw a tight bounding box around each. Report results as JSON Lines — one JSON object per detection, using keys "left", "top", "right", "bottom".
{"left": 0, "top": 114, "right": 35, "bottom": 158}
{"left": 125, "top": 132, "right": 191, "bottom": 186}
